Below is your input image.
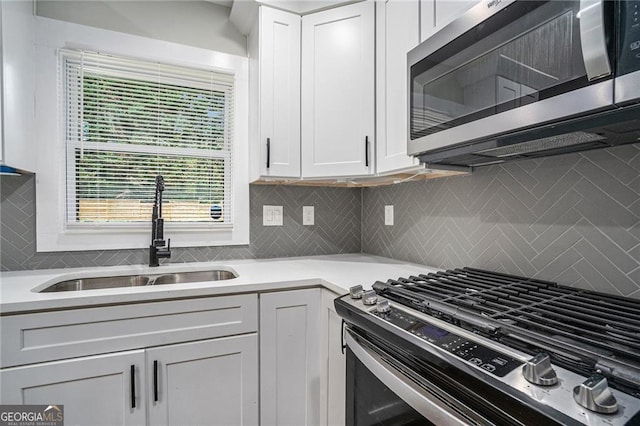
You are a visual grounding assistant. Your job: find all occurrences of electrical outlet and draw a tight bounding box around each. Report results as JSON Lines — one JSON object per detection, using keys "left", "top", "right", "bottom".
{"left": 263, "top": 205, "right": 283, "bottom": 226}
{"left": 385, "top": 205, "right": 394, "bottom": 226}
{"left": 303, "top": 206, "right": 314, "bottom": 226}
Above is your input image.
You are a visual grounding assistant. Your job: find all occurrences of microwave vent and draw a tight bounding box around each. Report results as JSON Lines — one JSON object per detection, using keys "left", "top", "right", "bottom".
{"left": 476, "top": 132, "right": 607, "bottom": 158}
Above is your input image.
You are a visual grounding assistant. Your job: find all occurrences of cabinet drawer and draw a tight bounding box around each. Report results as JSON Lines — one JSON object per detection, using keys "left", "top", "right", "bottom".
{"left": 1, "top": 294, "right": 258, "bottom": 367}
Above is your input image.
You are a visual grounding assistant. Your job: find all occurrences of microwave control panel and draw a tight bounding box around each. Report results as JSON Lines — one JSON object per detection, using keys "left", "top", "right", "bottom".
{"left": 620, "top": 0, "right": 640, "bottom": 74}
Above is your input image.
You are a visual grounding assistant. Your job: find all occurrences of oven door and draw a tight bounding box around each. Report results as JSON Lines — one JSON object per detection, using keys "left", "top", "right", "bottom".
{"left": 407, "top": 0, "right": 615, "bottom": 157}
{"left": 345, "top": 332, "right": 483, "bottom": 426}
{"left": 344, "top": 328, "right": 579, "bottom": 426}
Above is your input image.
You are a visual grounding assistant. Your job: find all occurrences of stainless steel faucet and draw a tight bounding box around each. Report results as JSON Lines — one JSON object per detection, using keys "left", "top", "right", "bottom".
{"left": 149, "top": 175, "right": 171, "bottom": 267}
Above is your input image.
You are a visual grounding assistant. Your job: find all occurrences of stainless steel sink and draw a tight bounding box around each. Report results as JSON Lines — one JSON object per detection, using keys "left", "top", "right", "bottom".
{"left": 39, "top": 270, "right": 237, "bottom": 292}
{"left": 151, "top": 270, "right": 237, "bottom": 285}
{"left": 40, "top": 275, "right": 151, "bottom": 292}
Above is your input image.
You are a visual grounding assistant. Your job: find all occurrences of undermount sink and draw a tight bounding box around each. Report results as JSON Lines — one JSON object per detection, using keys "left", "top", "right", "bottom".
{"left": 40, "top": 275, "right": 151, "bottom": 292}
{"left": 151, "top": 270, "right": 237, "bottom": 285}
{"left": 39, "top": 270, "right": 237, "bottom": 293}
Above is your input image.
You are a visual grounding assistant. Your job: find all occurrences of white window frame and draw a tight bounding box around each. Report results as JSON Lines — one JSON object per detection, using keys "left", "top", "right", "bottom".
{"left": 62, "top": 49, "right": 235, "bottom": 228}
{"left": 35, "top": 17, "right": 249, "bottom": 252}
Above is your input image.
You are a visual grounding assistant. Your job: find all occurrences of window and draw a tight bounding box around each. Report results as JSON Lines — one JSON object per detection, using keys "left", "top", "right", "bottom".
{"left": 62, "top": 50, "right": 234, "bottom": 227}
{"left": 35, "top": 18, "right": 249, "bottom": 252}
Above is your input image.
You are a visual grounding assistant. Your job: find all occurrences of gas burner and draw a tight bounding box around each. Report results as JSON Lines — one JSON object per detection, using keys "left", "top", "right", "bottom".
{"left": 371, "top": 267, "right": 640, "bottom": 392}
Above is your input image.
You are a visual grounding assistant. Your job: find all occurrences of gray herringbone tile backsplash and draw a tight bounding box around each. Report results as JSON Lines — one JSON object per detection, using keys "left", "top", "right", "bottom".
{"left": 3, "top": 144, "right": 639, "bottom": 299}
{"left": 0, "top": 180, "right": 361, "bottom": 270}
{"left": 362, "top": 144, "right": 640, "bottom": 298}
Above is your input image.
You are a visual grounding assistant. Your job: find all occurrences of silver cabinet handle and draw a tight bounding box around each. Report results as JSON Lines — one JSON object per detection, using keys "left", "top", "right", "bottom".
{"left": 345, "top": 332, "right": 473, "bottom": 426}
{"left": 578, "top": 0, "right": 611, "bottom": 81}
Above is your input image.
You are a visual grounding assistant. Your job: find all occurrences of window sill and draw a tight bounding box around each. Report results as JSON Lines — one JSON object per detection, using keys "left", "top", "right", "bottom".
{"left": 36, "top": 225, "right": 248, "bottom": 252}
{"left": 65, "top": 222, "right": 234, "bottom": 232}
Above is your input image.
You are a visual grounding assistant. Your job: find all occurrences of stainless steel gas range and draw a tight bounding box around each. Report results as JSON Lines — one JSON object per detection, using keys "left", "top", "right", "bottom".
{"left": 335, "top": 267, "right": 640, "bottom": 425}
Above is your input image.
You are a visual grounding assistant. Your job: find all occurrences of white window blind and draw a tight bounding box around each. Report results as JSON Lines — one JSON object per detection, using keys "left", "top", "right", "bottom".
{"left": 62, "top": 49, "right": 234, "bottom": 227}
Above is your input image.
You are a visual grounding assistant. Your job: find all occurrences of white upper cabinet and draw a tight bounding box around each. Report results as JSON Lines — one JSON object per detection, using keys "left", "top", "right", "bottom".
{"left": 376, "top": 0, "right": 421, "bottom": 174}
{"left": 252, "top": 7, "right": 301, "bottom": 179}
{"left": 301, "top": 1, "right": 375, "bottom": 178}
{"left": 420, "top": 0, "right": 479, "bottom": 42}
{"left": 1, "top": 0, "right": 36, "bottom": 172}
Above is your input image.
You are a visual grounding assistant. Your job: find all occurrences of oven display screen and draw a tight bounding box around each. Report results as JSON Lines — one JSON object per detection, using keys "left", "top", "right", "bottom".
{"left": 378, "top": 308, "right": 522, "bottom": 377}
{"left": 413, "top": 324, "right": 450, "bottom": 340}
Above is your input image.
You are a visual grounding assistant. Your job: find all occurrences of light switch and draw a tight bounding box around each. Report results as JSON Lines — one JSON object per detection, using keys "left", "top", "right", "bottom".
{"left": 385, "top": 205, "right": 394, "bottom": 226}
{"left": 263, "top": 205, "right": 283, "bottom": 226}
{"left": 303, "top": 206, "right": 314, "bottom": 226}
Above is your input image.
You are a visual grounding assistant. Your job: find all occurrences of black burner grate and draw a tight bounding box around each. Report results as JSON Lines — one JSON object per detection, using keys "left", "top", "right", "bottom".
{"left": 372, "top": 267, "right": 640, "bottom": 392}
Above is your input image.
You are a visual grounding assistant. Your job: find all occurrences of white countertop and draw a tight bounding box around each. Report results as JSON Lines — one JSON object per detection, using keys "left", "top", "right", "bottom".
{"left": 0, "top": 254, "right": 438, "bottom": 314}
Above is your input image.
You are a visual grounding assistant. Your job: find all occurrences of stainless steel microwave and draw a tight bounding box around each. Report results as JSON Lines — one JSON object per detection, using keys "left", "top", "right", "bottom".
{"left": 408, "top": 0, "right": 640, "bottom": 168}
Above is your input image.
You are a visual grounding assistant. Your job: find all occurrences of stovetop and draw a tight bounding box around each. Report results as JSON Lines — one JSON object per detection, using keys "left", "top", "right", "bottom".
{"left": 336, "top": 267, "right": 640, "bottom": 426}
{"left": 372, "top": 267, "right": 640, "bottom": 394}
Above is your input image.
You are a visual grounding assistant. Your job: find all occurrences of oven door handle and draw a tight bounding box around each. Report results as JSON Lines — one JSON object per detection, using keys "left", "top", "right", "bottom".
{"left": 345, "top": 332, "right": 473, "bottom": 426}
{"left": 578, "top": 0, "right": 611, "bottom": 81}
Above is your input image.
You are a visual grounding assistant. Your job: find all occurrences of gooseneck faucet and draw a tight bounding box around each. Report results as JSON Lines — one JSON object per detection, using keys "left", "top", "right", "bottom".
{"left": 149, "top": 175, "right": 171, "bottom": 267}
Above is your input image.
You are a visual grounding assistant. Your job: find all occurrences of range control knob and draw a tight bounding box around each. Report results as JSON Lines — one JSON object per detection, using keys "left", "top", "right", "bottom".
{"left": 362, "top": 290, "right": 378, "bottom": 306}
{"left": 573, "top": 374, "right": 618, "bottom": 414}
{"left": 522, "top": 353, "right": 558, "bottom": 386}
{"left": 376, "top": 299, "right": 390, "bottom": 314}
{"left": 349, "top": 285, "right": 364, "bottom": 299}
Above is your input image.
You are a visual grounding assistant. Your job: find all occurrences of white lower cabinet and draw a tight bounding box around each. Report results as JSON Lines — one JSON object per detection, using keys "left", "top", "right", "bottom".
{"left": 260, "top": 289, "right": 322, "bottom": 425}
{"left": 0, "top": 336, "right": 259, "bottom": 426}
{"left": 147, "top": 336, "right": 259, "bottom": 426}
{"left": 0, "top": 294, "right": 259, "bottom": 426}
{"left": 260, "top": 288, "right": 345, "bottom": 426}
{"left": 0, "top": 350, "right": 147, "bottom": 426}
{"left": 320, "top": 289, "right": 346, "bottom": 426}
{"left": 0, "top": 289, "right": 345, "bottom": 426}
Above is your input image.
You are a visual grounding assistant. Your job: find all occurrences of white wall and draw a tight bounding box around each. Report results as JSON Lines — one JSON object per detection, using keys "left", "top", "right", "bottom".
{"left": 36, "top": 1, "right": 247, "bottom": 56}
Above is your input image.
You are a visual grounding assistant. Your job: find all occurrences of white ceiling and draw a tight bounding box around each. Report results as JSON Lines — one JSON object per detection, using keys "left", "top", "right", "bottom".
{"left": 205, "top": 0, "right": 234, "bottom": 8}
{"left": 206, "top": 0, "right": 358, "bottom": 14}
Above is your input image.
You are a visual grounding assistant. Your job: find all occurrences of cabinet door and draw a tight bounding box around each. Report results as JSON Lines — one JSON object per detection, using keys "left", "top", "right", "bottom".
{"left": 260, "top": 7, "right": 301, "bottom": 178}
{"left": 260, "top": 289, "right": 322, "bottom": 426}
{"left": 319, "top": 290, "right": 346, "bottom": 426}
{"left": 147, "top": 335, "right": 258, "bottom": 426}
{"left": 0, "top": 0, "right": 35, "bottom": 171}
{"left": 301, "top": 2, "right": 375, "bottom": 178}
{"left": 376, "top": 0, "right": 421, "bottom": 174}
{"left": 421, "top": 0, "right": 479, "bottom": 42}
{"left": 0, "top": 350, "right": 146, "bottom": 426}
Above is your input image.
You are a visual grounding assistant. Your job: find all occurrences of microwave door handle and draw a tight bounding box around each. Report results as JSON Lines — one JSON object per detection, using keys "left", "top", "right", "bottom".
{"left": 578, "top": 0, "right": 612, "bottom": 81}
{"left": 345, "top": 332, "right": 472, "bottom": 426}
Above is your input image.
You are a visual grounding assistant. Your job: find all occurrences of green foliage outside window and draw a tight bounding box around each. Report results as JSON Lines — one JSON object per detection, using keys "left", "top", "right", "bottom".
{"left": 71, "top": 70, "right": 230, "bottom": 223}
